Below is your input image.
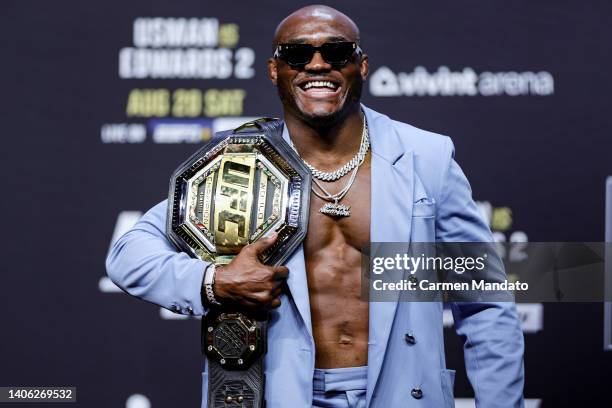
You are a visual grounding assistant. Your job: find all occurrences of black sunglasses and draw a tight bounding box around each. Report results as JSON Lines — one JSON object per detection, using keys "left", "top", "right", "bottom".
{"left": 273, "top": 41, "right": 361, "bottom": 68}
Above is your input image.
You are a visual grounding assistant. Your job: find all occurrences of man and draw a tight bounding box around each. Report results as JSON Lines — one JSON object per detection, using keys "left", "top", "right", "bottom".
{"left": 106, "top": 5, "right": 524, "bottom": 408}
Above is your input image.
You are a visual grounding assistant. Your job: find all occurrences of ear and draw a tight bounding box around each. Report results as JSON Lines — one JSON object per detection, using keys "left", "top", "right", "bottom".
{"left": 359, "top": 54, "right": 369, "bottom": 81}
{"left": 267, "top": 57, "right": 278, "bottom": 86}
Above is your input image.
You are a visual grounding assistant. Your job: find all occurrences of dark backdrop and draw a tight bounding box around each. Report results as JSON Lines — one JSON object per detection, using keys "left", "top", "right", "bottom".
{"left": 1, "top": 1, "right": 611, "bottom": 407}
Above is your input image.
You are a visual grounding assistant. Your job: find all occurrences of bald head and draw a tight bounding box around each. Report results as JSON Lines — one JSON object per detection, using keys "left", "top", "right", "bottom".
{"left": 273, "top": 5, "right": 360, "bottom": 50}
{"left": 267, "top": 5, "right": 368, "bottom": 125}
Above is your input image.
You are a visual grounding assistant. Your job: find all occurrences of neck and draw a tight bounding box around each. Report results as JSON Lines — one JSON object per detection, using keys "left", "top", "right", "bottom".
{"left": 284, "top": 105, "right": 364, "bottom": 171}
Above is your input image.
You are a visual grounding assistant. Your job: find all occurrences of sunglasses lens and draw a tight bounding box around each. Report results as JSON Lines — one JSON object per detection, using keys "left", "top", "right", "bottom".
{"left": 277, "top": 42, "right": 357, "bottom": 67}
{"left": 281, "top": 44, "right": 314, "bottom": 66}
{"left": 321, "top": 42, "right": 356, "bottom": 64}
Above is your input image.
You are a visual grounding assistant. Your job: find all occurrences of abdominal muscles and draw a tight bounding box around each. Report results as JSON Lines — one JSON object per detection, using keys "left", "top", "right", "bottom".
{"left": 306, "top": 234, "right": 369, "bottom": 368}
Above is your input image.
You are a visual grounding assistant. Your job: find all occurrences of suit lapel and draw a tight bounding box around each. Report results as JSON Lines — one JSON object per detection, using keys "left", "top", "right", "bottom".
{"left": 280, "top": 126, "right": 313, "bottom": 339}
{"left": 363, "top": 106, "right": 415, "bottom": 406}
{"left": 284, "top": 243, "right": 313, "bottom": 337}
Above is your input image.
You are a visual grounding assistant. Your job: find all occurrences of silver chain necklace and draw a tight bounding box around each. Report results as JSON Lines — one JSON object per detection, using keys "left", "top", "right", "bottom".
{"left": 289, "top": 112, "right": 370, "bottom": 217}
{"left": 297, "top": 114, "right": 370, "bottom": 182}
{"left": 311, "top": 163, "right": 361, "bottom": 217}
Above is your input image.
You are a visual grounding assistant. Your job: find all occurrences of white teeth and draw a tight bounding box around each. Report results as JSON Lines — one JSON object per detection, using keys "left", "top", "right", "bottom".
{"left": 303, "top": 81, "right": 337, "bottom": 90}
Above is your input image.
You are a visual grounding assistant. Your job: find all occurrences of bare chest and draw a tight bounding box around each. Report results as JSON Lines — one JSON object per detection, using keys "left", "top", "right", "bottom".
{"left": 303, "top": 157, "right": 371, "bottom": 257}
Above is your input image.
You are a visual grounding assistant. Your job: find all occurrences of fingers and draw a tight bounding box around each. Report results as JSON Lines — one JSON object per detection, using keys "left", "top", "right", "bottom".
{"left": 270, "top": 285, "right": 283, "bottom": 299}
{"left": 247, "top": 232, "right": 279, "bottom": 256}
{"left": 273, "top": 265, "right": 289, "bottom": 280}
{"left": 262, "top": 285, "right": 283, "bottom": 309}
{"left": 221, "top": 233, "right": 289, "bottom": 312}
{"left": 246, "top": 290, "right": 282, "bottom": 310}
{"left": 264, "top": 288, "right": 282, "bottom": 309}
{"left": 270, "top": 297, "right": 282, "bottom": 309}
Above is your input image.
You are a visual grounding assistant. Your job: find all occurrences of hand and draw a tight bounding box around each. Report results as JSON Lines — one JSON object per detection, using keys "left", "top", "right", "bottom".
{"left": 213, "top": 232, "right": 289, "bottom": 311}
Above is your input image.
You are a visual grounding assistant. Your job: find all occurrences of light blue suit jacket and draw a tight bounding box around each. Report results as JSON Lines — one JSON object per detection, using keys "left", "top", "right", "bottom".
{"left": 106, "top": 105, "right": 525, "bottom": 408}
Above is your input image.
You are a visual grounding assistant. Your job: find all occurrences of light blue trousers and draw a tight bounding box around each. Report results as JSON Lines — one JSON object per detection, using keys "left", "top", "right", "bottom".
{"left": 312, "top": 366, "right": 367, "bottom": 408}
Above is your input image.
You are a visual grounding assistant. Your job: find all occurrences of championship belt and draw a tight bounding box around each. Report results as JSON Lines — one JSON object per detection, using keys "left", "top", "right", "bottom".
{"left": 166, "top": 118, "right": 310, "bottom": 408}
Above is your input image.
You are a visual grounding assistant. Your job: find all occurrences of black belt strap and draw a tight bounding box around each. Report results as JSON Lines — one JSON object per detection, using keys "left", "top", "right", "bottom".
{"left": 203, "top": 310, "right": 267, "bottom": 408}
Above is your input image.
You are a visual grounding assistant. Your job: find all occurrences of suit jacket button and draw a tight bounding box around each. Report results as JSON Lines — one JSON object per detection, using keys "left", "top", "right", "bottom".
{"left": 409, "top": 275, "right": 418, "bottom": 284}
{"left": 411, "top": 388, "right": 423, "bottom": 399}
{"left": 405, "top": 332, "right": 416, "bottom": 345}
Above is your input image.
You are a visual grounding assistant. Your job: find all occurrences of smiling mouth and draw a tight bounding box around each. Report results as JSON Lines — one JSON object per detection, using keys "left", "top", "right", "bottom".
{"left": 298, "top": 80, "right": 341, "bottom": 96}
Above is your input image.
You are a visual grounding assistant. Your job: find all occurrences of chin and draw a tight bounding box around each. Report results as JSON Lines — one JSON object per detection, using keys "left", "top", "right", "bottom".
{"left": 300, "top": 106, "right": 343, "bottom": 126}
{"left": 296, "top": 97, "right": 348, "bottom": 123}
{"left": 306, "top": 104, "right": 340, "bottom": 117}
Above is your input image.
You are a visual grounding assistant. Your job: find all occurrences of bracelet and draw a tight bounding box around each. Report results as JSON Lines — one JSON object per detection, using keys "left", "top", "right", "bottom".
{"left": 203, "top": 264, "right": 222, "bottom": 306}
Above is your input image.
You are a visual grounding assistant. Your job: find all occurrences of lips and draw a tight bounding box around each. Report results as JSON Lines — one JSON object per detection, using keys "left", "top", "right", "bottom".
{"left": 297, "top": 79, "right": 341, "bottom": 98}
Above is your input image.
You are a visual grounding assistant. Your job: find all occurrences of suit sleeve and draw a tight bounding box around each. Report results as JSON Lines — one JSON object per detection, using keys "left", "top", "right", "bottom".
{"left": 435, "top": 138, "right": 525, "bottom": 408}
{"left": 105, "top": 200, "right": 211, "bottom": 316}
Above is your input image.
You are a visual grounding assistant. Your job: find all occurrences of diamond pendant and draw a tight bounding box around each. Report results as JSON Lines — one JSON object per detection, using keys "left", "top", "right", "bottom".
{"left": 320, "top": 202, "right": 351, "bottom": 217}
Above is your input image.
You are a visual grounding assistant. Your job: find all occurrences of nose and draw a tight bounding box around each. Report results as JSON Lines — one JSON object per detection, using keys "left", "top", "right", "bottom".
{"left": 304, "top": 50, "right": 331, "bottom": 72}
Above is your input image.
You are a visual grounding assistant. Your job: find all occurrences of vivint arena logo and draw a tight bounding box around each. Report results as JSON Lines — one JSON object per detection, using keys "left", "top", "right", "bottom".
{"left": 369, "top": 66, "right": 554, "bottom": 97}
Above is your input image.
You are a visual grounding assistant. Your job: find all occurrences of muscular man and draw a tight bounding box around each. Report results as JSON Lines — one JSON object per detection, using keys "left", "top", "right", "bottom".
{"left": 269, "top": 6, "right": 371, "bottom": 370}
{"left": 107, "top": 5, "right": 524, "bottom": 408}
